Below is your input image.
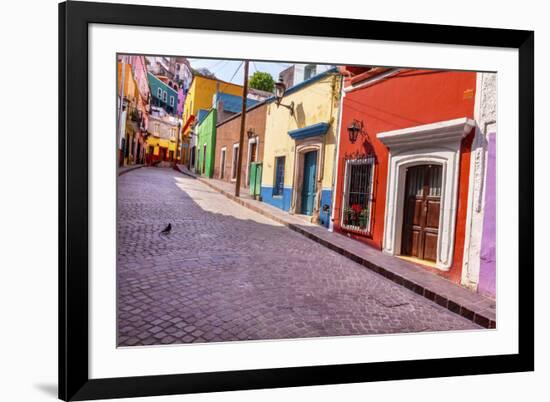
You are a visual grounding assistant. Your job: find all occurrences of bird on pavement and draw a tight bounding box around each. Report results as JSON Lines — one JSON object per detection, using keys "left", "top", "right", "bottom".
{"left": 160, "top": 223, "right": 172, "bottom": 235}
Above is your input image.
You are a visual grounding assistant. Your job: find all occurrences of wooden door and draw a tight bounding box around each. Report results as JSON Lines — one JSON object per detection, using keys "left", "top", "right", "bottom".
{"left": 220, "top": 150, "right": 226, "bottom": 179}
{"left": 301, "top": 151, "right": 318, "bottom": 215}
{"left": 401, "top": 165, "right": 442, "bottom": 262}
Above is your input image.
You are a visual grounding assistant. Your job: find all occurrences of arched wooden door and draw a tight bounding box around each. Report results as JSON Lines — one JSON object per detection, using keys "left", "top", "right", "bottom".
{"left": 401, "top": 164, "right": 442, "bottom": 262}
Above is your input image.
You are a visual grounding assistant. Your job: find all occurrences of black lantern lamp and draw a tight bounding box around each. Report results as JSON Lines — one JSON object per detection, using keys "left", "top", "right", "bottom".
{"left": 274, "top": 78, "right": 286, "bottom": 103}
{"left": 273, "top": 77, "right": 295, "bottom": 115}
{"left": 247, "top": 128, "right": 256, "bottom": 139}
{"left": 347, "top": 119, "right": 366, "bottom": 144}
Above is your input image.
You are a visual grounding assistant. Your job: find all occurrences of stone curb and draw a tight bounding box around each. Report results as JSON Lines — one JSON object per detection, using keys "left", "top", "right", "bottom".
{"left": 179, "top": 170, "right": 495, "bottom": 329}
{"left": 118, "top": 164, "right": 145, "bottom": 176}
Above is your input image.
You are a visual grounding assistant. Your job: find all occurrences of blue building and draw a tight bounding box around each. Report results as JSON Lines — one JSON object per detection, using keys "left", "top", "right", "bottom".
{"left": 147, "top": 72, "right": 179, "bottom": 115}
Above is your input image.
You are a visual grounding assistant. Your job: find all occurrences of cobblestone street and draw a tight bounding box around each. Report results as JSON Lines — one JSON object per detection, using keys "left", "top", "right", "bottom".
{"left": 117, "top": 167, "right": 480, "bottom": 346}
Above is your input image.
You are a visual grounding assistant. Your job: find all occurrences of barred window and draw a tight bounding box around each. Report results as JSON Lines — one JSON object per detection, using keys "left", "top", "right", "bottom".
{"left": 341, "top": 157, "right": 375, "bottom": 234}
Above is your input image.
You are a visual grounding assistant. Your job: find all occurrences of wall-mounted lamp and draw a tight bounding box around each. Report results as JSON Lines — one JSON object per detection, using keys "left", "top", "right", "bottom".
{"left": 273, "top": 77, "right": 295, "bottom": 116}
{"left": 347, "top": 119, "right": 367, "bottom": 144}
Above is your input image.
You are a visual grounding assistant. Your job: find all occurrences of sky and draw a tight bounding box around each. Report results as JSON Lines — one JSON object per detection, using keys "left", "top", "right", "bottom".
{"left": 187, "top": 58, "right": 293, "bottom": 85}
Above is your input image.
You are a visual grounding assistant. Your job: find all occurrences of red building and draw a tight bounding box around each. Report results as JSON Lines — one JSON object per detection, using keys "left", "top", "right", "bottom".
{"left": 332, "top": 67, "right": 477, "bottom": 284}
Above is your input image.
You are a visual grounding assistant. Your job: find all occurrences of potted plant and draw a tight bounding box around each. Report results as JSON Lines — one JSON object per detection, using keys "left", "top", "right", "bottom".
{"left": 351, "top": 204, "right": 362, "bottom": 226}
{"left": 343, "top": 207, "right": 351, "bottom": 225}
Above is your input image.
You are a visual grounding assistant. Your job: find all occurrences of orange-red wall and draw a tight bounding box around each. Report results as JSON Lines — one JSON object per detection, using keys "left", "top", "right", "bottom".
{"left": 334, "top": 69, "right": 476, "bottom": 282}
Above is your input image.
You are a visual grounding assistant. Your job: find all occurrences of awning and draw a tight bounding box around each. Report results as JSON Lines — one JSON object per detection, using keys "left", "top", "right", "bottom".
{"left": 288, "top": 122, "right": 330, "bottom": 140}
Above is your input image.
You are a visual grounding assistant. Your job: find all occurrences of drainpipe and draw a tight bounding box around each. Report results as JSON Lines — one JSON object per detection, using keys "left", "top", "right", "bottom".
{"left": 329, "top": 74, "right": 345, "bottom": 232}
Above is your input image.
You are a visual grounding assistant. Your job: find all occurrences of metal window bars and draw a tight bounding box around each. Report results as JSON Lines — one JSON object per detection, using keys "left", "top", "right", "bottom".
{"left": 341, "top": 156, "right": 375, "bottom": 234}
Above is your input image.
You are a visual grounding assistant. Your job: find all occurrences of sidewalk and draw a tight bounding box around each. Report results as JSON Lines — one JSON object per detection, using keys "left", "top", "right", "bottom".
{"left": 176, "top": 165, "right": 496, "bottom": 329}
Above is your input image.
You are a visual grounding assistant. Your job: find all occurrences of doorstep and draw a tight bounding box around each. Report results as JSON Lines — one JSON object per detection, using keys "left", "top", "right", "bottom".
{"left": 175, "top": 167, "right": 496, "bottom": 329}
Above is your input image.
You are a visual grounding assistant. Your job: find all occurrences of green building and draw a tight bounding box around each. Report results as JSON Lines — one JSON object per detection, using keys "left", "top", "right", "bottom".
{"left": 196, "top": 108, "right": 217, "bottom": 178}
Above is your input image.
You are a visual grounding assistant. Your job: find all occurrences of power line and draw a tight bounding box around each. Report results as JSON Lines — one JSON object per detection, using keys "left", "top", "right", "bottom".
{"left": 228, "top": 61, "right": 244, "bottom": 83}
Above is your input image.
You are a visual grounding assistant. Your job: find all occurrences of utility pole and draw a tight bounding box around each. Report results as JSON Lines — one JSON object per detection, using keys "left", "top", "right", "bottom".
{"left": 173, "top": 121, "right": 181, "bottom": 169}
{"left": 235, "top": 60, "right": 249, "bottom": 197}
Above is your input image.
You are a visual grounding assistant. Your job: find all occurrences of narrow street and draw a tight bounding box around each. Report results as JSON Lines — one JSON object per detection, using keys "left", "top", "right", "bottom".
{"left": 117, "top": 167, "right": 479, "bottom": 346}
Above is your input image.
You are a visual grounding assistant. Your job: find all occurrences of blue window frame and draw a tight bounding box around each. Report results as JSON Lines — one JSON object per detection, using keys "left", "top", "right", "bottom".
{"left": 273, "top": 156, "right": 285, "bottom": 196}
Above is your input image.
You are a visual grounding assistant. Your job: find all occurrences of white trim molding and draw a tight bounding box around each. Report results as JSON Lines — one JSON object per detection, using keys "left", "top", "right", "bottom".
{"left": 290, "top": 139, "right": 325, "bottom": 222}
{"left": 343, "top": 68, "right": 404, "bottom": 94}
{"left": 378, "top": 117, "right": 475, "bottom": 270}
{"left": 230, "top": 143, "right": 239, "bottom": 182}
{"left": 245, "top": 136, "right": 259, "bottom": 187}
{"left": 461, "top": 72, "right": 497, "bottom": 289}
{"left": 219, "top": 146, "right": 227, "bottom": 179}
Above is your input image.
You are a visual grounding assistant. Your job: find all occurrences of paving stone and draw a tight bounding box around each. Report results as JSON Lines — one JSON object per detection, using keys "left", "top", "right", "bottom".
{"left": 117, "top": 168, "right": 481, "bottom": 347}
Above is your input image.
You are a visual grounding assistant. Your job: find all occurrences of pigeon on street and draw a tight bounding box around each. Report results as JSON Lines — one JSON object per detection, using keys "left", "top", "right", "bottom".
{"left": 160, "top": 223, "right": 172, "bottom": 235}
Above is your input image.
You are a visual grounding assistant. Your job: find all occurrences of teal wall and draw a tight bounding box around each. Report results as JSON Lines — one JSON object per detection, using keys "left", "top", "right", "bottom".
{"left": 147, "top": 72, "right": 179, "bottom": 115}
{"left": 196, "top": 109, "right": 217, "bottom": 178}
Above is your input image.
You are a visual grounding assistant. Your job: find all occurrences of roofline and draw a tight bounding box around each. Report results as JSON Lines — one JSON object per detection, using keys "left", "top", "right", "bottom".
{"left": 215, "top": 67, "right": 340, "bottom": 127}
{"left": 343, "top": 68, "right": 404, "bottom": 93}
{"left": 197, "top": 107, "right": 216, "bottom": 127}
{"left": 147, "top": 72, "right": 178, "bottom": 95}
{"left": 189, "top": 73, "right": 244, "bottom": 90}
{"left": 215, "top": 99, "right": 268, "bottom": 127}
{"left": 280, "top": 67, "right": 339, "bottom": 97}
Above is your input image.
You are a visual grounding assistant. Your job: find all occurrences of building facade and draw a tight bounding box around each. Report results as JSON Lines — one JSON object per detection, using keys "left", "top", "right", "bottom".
{"left": 460, "top": 72, "right": 497, "bottom": 298}
{"left": 126, "top": 55, "right": 150, "bottom": 165}
{"left": 195, "top": 108, "right": 217, "bottom": 178}
{"left": 332, "top": 67, "right": 485, "bottom": 287}
{"left": 213, "top": 102, "right": 268, "bottom": 187}
{"left": 117, "top": 56, "right": 141, "bottom": 167}
{"left": 181, "top": 75, "right": 244, "bottom": 165}
{"left": 278, "top": 64, "right": 335, "bottom": 90}
{"left": 261, "top": 68, "right": 341, "bottom": 227}
{"left": 145, "top": 108, "right": 180, "bottom": 163}
{"left": 147, "top": 72, "right": 179, "bottom": 116}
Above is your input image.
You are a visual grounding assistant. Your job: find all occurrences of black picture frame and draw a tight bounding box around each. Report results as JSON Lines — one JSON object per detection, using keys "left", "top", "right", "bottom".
{"left": 59, "top": 1, "right": 534, "bottom": 400}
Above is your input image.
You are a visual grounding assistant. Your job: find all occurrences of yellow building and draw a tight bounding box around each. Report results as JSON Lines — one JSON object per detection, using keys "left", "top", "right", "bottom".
{"left": 181, "top": 75, "right": 244, "bottom": 165}
{"left": 261, "top": 68, "right": 341, "bottom": 228}
{"left": 117, "top": 59, "right": 140, "bottom": 166}
{"left": 145, "top": 114, "right": 179, "bottom": 163}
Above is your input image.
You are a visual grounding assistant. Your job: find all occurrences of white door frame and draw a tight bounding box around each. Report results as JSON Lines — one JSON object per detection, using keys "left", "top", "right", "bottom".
{"left": 245, "top": 136, "right": 259, "bottom": 186}
{"left": 378, "top": 117, "right": 475, "bottom": 270}
{"left": 290, "top": 138, "right": 324, "bottom": 218}
{"left": 219, "top": 146, "right": 227, "bottom": 179}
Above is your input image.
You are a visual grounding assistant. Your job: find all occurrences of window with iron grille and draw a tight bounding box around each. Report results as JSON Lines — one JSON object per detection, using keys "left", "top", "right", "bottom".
{"left": 273, "top": 156, "right": 285, "bottom": 196}
{"left": 341, "top": 157, "right": 375, "bottom": 234}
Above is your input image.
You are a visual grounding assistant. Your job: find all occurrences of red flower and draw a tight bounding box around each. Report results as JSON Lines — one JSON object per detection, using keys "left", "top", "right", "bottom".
{"left": 351, "top": 204, "right": 362, "bottom": 214}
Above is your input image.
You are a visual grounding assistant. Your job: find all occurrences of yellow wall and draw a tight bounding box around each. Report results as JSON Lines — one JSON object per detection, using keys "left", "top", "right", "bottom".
{"left": 117, "top": 62, "right": 138, "bottom": 103}
{"left": 262, "top": 72, "right": 341, "bottom": 190}
{"left": 182, "top": 76, "right": 244, "bottom": 134}
{"left": 145, "top": 137, "right": 177, "bottom": 156}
